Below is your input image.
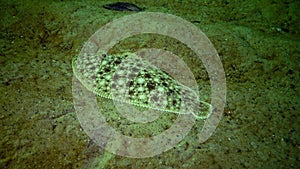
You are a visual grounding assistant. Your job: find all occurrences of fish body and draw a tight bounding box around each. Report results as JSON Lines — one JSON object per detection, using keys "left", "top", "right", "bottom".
{"left": 73, "top": 52, "right": 211, "bottom": 119}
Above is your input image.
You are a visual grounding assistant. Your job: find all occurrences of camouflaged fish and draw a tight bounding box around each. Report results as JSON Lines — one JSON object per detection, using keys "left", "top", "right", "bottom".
{"left": 72, "top": 51, "right": 212, "bottom": 119}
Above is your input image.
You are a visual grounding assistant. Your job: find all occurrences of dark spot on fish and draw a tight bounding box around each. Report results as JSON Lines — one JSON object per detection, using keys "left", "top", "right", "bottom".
{"left": 162, "top": 82, "right": 168, "bottom": 87}
{"left": 104, "top": 67, "right": 110, "bottom": 72}
{"left": 144, "top": 73, "right": 151, "bottom": 78}
{"left": 114, "top": 59, "right": 122, "bottom": 65}
{"left": 103, "top": 2, "right": 143, "bottom": 12}
{"left": 127, "top": 80, "right": 134, "bottom": 87}
{"left": 147, "top": 81, "right": 156, "bottom": 91}
{"left": 129, "top": 89, "right": 134, "bottom": 95}
{"left": 172, "top": 100, "right": 177, "bottom": 105}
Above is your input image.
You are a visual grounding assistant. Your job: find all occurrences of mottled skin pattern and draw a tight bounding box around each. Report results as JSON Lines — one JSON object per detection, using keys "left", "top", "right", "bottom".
{"left": 73, "top": 51, "right": 212, "bottom": 119}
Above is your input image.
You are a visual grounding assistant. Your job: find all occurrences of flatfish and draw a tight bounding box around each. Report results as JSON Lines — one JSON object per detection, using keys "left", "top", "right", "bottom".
{"left": 72, "top": 51, "right": 212, "bottom": 119}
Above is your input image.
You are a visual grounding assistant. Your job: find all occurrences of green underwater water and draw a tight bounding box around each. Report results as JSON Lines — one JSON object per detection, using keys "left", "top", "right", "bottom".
{"left": 0, "top": 0, "right": 299, "bottom": 168}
